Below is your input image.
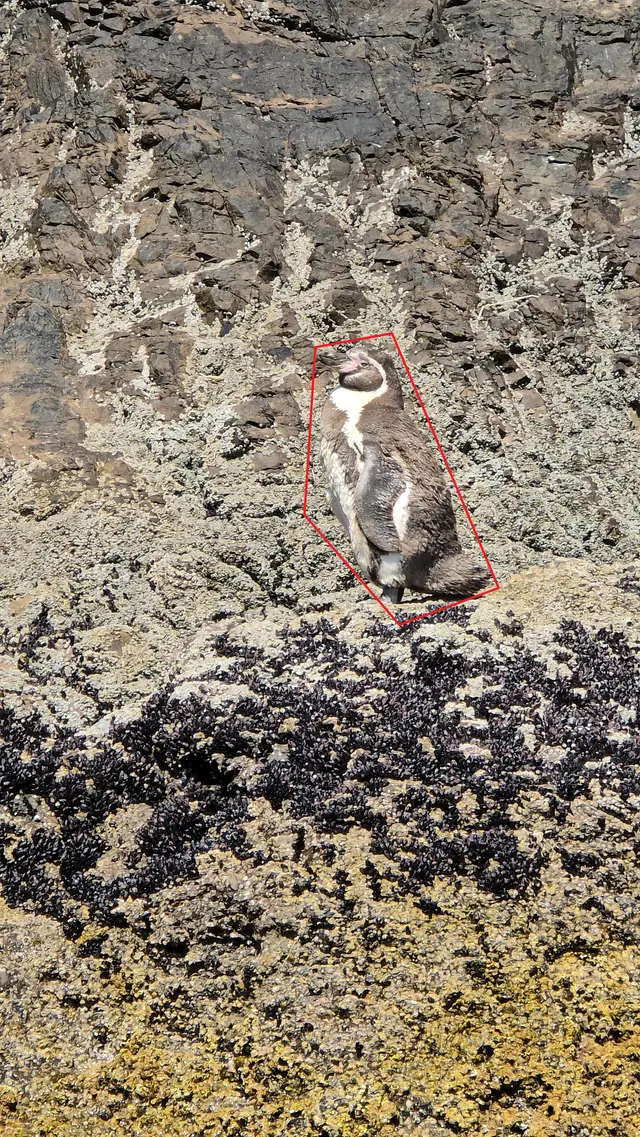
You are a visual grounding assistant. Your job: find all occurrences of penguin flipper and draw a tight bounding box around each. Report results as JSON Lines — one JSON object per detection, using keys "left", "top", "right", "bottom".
{"left": 354, "top": 437, "right": 406, "bottom": 553}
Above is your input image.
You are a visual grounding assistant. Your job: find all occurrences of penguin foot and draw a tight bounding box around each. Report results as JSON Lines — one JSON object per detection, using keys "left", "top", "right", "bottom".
{"left": 381, "top": 585, "right": 404, "bottom": 604}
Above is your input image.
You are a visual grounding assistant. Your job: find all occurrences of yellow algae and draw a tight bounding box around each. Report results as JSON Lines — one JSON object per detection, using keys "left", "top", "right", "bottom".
{"left": 3, "top": 903, "right": 640, "bottom": 1135}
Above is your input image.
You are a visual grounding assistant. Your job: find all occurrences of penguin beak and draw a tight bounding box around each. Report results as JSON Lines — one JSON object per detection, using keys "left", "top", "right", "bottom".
{"left": 338, "top": 351, "right": 363, "bottom": 379}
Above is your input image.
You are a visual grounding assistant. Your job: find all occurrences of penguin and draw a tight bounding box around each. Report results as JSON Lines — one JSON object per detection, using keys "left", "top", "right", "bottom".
{"left": 320, "top": 346, "right": 491, "bottom": 603}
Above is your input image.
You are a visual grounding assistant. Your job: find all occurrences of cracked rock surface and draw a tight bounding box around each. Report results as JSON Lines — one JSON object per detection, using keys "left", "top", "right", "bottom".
{"left": 0, "top": 0, "right": 639, "bottom": 1133}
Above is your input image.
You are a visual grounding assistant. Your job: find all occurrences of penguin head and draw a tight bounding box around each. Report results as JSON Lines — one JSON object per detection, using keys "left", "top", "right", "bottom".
{"left": 337, "top": 349, "right": 404, "bottom": 406}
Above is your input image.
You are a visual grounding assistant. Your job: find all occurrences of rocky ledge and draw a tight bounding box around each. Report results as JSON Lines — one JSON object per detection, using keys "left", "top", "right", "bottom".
{"left": 0, "top": 1, "right": 639, "bottom": 1134}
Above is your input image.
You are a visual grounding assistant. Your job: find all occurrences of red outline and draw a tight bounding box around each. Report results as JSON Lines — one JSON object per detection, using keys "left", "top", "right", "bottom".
{"left": 303, "top": 332, "right": 500, "bottom": 627}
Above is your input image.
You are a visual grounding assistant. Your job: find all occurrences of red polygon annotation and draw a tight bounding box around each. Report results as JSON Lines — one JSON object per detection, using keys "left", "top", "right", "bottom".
{"left": 303, "top": 330, "right": 500, "bottom": 628}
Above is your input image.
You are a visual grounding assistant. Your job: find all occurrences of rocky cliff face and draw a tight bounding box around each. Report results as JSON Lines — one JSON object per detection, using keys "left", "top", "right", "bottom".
{"left": 0, "top": 1, "right": 639, "bottom": 1134}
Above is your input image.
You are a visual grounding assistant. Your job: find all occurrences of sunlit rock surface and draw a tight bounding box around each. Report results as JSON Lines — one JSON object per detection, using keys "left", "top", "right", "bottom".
{"left": 0, "top": 1, "right": 639, "bottom": 1133}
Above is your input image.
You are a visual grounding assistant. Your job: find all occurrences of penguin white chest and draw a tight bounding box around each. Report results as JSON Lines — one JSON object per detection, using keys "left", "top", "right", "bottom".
{"left": 320, "top": 438, "right": 357, "bottom": 535}
{"left": 329, "top": 386, "right": 382, "bottom": 464}
{"left": 320, "top": 436, "right": 374, "bottom": 579}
